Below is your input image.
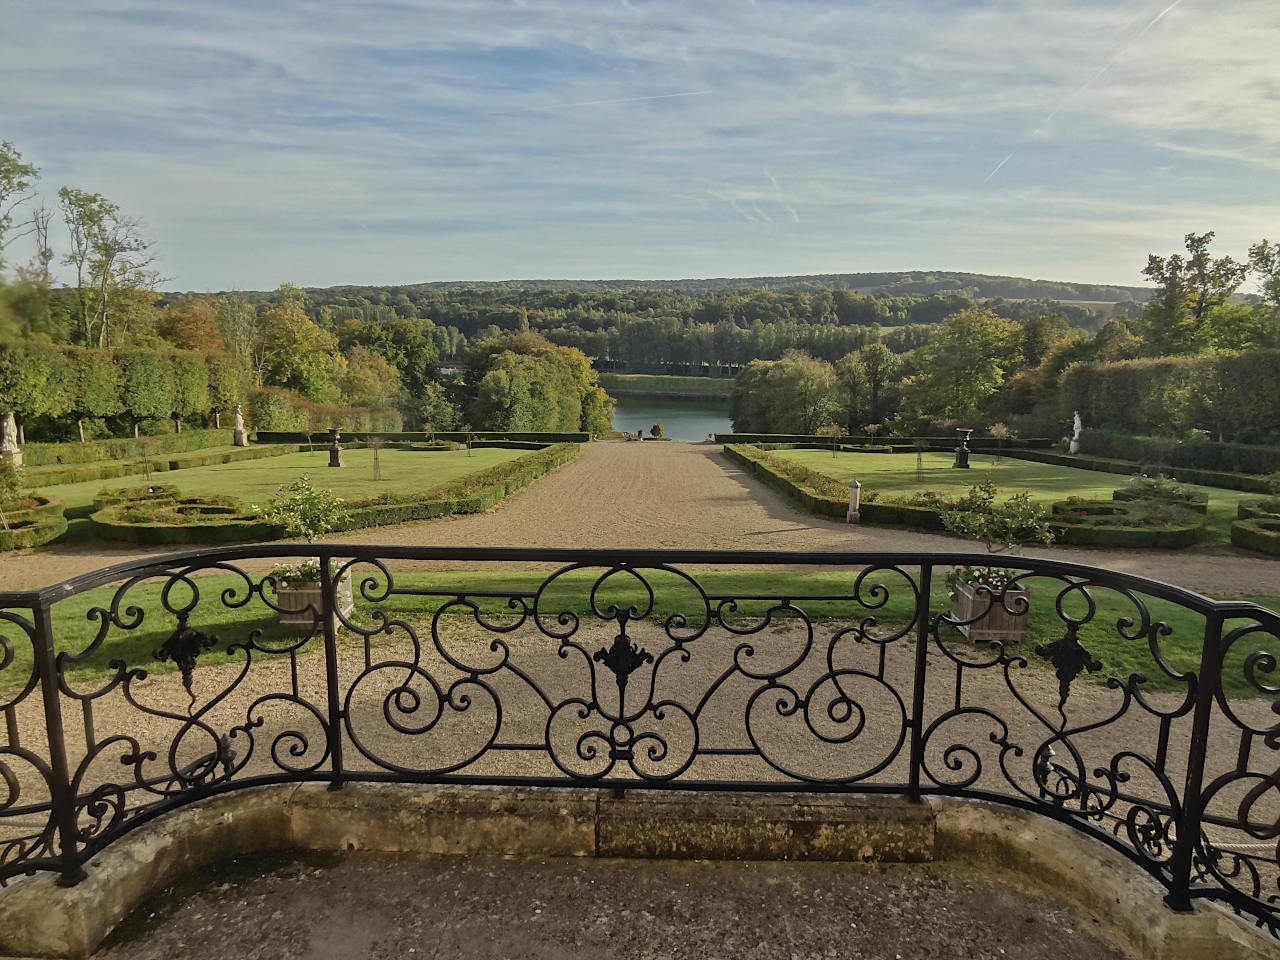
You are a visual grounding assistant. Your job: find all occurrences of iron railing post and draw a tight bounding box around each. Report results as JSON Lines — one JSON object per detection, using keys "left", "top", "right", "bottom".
{"left": 1165, "top": 608, "right": 1224, "bottom": 911}
{"left": 907, "top": 563, "right": 933, "bottom": 801}
{"left": 319, "top": 551, "right": 346, "bottom": 791}
{"left": 33, "top": 600, "right": 86, "bottom": 885}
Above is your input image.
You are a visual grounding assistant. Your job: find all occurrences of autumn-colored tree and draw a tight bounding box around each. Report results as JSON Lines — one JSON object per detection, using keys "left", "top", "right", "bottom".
{"left": 157, "top": 297, "right": 226, "bottom": 352}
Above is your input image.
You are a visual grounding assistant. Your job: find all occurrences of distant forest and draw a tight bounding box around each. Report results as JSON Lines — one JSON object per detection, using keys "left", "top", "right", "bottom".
{"left": 162, "top": 272, "right": 1146, "bottom": 376}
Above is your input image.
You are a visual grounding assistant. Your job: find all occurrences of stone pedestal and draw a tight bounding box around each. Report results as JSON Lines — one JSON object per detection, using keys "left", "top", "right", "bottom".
{"left": 953, "top": 428, "right": 972, "bottom": 469}
{"left": 328, "top": 427, "right": 344, "bottom": 468}
{"left": 846, "top": 479, "right": 861, "bottom": 523}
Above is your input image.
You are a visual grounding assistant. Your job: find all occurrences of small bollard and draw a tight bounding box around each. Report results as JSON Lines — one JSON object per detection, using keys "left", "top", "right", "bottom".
{"left": 847, "top": 479, "right": 862, "bottom": 523}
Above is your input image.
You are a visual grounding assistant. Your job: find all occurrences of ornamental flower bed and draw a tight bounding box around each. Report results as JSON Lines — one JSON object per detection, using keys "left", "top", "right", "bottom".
{"left": 1112, "top": 475, "right": 1208, "bottom": 513}
{"left": 90, "top": 489, "right": 281, "bottom": 544}
{"left": 1049, "top": 498, "right": 1204, "bottom": 548}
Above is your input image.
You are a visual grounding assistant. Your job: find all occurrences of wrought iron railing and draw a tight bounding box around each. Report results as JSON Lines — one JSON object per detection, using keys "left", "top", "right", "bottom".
{"left": 0, "top": 546, "right": 1277, "bottom": 934}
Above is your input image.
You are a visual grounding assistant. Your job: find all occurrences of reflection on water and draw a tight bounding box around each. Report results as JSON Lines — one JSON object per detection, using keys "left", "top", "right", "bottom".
{"left": 610, "top": 396, "right": 733, "bottom": 442}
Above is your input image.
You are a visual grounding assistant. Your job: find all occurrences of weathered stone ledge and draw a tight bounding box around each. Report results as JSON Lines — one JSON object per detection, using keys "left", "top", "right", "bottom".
{"left": 0, "top": 784, "right": 1271, "bottom": 960}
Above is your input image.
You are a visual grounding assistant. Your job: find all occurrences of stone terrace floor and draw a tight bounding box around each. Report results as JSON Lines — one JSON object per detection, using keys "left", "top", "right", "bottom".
{"left": 97, "top": 852, "right": 1131, "bottom": 960}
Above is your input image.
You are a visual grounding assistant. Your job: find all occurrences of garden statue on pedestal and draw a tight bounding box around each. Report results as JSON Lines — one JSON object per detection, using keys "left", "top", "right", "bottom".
{"left": 0, "top": 412, "right": 20, "bottom": 467}
{"left": 1070, "top": 411, "right": 1083, "bottom": 454}
{"left": 232, "top": 405, "right": 249, "bottom": 447}
{"left": 328, "top": 426, "right": 343, "bottom": 468}
{"left": 953, "top": 428, "right": 973, "bottom": 469}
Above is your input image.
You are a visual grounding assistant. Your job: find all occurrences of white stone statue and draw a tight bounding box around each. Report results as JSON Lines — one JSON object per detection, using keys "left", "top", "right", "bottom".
{"left": 0, "top": 411, "right": 20, "bottom": 466}
{"left": 1069, "top": 411, "right": 1083, "bottom": 454}
{"left": 232, "top": 404, "right": 249, "bottom": 447}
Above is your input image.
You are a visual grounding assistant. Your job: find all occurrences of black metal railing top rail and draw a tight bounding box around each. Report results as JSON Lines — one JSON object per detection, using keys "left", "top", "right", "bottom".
{"left": 0, "top": 545, "right": 1277, "bottom": 937}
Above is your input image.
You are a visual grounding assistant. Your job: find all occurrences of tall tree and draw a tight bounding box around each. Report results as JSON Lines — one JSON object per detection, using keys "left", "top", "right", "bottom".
{"left": 1140, "top": 232, "right": 1246, "bottom": 354}
{"left": 58, "top": 187, "right": 159, "bottom": 347}
{"left": 0, "top": 142, "right": 38, "bottom": 269}
{"left": 899, "top": 309, "right": 1021, "bottom": 419}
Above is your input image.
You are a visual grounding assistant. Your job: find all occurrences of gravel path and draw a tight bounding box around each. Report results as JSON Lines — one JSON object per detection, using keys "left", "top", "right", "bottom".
{"left": 1, "top": 441, "right": 1277, "bottom": 596}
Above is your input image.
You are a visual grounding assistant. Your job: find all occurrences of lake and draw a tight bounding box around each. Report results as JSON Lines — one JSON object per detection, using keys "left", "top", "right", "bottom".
{"left": 610, "top": 396, "right": 733, "bottom": 442}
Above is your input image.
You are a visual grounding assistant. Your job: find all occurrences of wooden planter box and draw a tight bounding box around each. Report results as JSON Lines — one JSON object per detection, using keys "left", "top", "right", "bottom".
{"left": 949, "top": 579, "right": 1030, "bottom": 644}
{"left": 276, "top": 576, "right": 354, "bottom": 629}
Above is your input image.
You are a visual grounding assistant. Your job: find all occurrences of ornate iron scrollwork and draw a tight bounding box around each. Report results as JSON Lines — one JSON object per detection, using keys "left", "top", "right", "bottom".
{"left": 153, "top": 619, "right": 218, "bottom": 709}
{"left": 1035, "top": 623, "right": 1101, "bottom": 709}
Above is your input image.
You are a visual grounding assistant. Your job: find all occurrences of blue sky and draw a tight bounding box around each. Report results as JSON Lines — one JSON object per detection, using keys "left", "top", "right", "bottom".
{"left": 2, "top": 0, "right": 1278, "bottom": 291}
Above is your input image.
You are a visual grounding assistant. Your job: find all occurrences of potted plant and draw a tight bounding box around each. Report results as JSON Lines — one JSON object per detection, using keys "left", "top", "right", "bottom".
{"left": 256, "top": 475, "right": 353, "bottom": 628}
{"left": 941, "top": 483, "right": 1055, "bottom": 643}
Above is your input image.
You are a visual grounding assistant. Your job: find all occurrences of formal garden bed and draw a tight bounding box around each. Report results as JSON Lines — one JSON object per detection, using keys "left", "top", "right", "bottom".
{"left": 1048, "top": 498, "right": 1205, "bottom": 548}
{"left": 81, "top": 443, "right": 581, "bottom": 545}
{"left": 1231, "top": 497, "right": 1280, "bottom": 557}
{"left": 0, "top": 492, "right": 68, "bottom": 551}
{"left": 727, "top": 443, "right": 1248, "bottom": 549}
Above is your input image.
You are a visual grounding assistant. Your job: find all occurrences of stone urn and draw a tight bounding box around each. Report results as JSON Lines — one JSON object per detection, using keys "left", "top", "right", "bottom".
{"left": 949, "top": 578, "right": 1030, "bottom": 644}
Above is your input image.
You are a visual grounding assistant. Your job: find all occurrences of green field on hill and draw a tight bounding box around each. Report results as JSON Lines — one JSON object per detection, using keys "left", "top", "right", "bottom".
{"left": 770, "top": 449, "right": 1254, "bottom": 543}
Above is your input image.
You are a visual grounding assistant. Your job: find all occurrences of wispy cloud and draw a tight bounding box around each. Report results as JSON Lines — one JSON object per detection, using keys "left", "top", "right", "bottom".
{"left": 0, "top": 0, "right": 1276, "bottom": 288}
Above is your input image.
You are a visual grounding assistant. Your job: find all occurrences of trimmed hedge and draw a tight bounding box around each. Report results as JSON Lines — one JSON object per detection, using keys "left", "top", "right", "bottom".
{"left": 27, "top": 443, "right": 300, "bottom": 487}
{"left": 724, "top": 443, "right": 955, "bottom": 530}
{"left": 85, "top": 444, "right": 582, "bottom": 544}
{"left": 1048, "top": 500, "right": 1204, "bottom": 549}
{"left": 1081, "top": 430, "right": 1280, "bottom": 476}
{"left": 22, "top": 429, "right": 236, "bottom": 466}
{"left": 1112, "top": 487, "right": 1208, "bottom": 513}
{"left": 91, "top": 504, "right": 282, "bottom": 545}
{"left": 254, "top": 430, "right": 591, "bottom": 444}
{"left": 717, "top": 433, "right": 1052, "bottom": 450}
{"left": 336, "top": 443, "right": 581, "bottom": 530}
{"left": 0, "top": 495, "right": 69, "bottom": 551}
{"left": 92, "top": 483, "right": 183, "bottom": 512}
{"left": 1002, "top": 449, "right": 1272, "bottom": 494}
{"left": 1238, "top": 499, "right": 1280, "bottom": 521}
{"left": 0, "top": 514, "right": 68, "bottom": 551}
{"left": 1231, "top": 518, "right": 1280, "bottom": 557}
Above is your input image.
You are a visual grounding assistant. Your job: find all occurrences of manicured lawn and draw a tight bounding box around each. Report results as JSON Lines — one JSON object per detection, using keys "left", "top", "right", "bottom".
{"left": 10, "top": 567, "right": 1278, "bottom": 698}
{"left": 771, "top": 449, "right": 1255, "bottom": 544}
{"left": 31, "top": 447, "right": 530, "bottom": 514}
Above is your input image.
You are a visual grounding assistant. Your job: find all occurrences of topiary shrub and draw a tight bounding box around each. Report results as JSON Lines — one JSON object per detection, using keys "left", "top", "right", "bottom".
{"left": 92, "top": 483, "right": 182, "bottom": 512}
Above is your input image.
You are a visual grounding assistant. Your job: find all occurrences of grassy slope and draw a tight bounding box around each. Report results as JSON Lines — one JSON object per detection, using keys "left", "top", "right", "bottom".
{"left": 11, "top": 569, "right": 1277, "bottom": 698}
{"left": 30, "top": 447, "right": 529, "bottom": 514}
{"left": 771, "top": 449, "right": 1254, "bottom": 545}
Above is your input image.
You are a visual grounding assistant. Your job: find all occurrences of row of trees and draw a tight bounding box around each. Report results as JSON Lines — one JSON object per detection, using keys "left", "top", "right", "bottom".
{"left": 0, "top": 341, "right": 246, "bottom": 440}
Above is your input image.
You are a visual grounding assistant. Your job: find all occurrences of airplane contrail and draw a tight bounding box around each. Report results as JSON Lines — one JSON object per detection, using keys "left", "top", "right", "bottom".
{"left": 983, "top": 0, "right": 1187, "bottom": 183}
{"left": 541, "top": 90, "right": 712, "bottom": 110}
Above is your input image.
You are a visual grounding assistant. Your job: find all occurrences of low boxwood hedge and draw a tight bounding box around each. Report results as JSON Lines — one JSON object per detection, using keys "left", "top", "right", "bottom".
{"left": 92, "top": 483, "right": 183, "bottom": 512}
{"left": 1004, "top": 450, "right": 1271, "bottom": 494}
{"left": 85, "top": 443, "right": 582, "bottom": 544}
{"left": 335, "top": 442, "right": 581, "bottom": 531}
{"left": 27, "top": 443, "right": 300, "bottom": 487}
{"left": 1238, "top": 498, "right": 1280, "bottom": 521}
{"left": 724, "top": 444, "right": 951, "bottom": 529}
{"left": 0, "top": 494, "right": 69, "bottom": 550}
{"left": 0, "top": 514, "right": 69, "bottom": 551}
{"left": 1112, "top": 488, "right": 1208, "bottom": 513}
{"left": 1231, "top": 517, "right": 1280, "bottom": 557}
{"left": 21, "top": 429, "right": 236, "bottom": 467}
{"left": 1048, "top": 499, "right": 1204, "bottom": 548}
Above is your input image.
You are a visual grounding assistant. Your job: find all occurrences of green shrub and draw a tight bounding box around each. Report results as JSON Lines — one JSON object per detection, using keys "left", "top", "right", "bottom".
{"left": 1113, "top": 475, "right": 1208, "bottom": 512}
{"left": 1231, "top": 518, "right": 1280, "bottom": 556}
{"left": 257, "top": 475, "right": 350, "bottom": 542}
{"left": 1238, "top": 498, "right": 1280, "bottom": 520}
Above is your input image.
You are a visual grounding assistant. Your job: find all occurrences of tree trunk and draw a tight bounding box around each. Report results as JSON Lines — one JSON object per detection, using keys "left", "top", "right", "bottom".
{"left": 76, "top": 418, "right": 85, "bottom": 443}
{"left": 133, "top": 422, "right": 140, "bottom": 439}
{"left": 15, "top": 419, "right": 23, "bottom": 445}
{"left": 214, "top": 411, "right": 221, "bottom": 429}
{"left": 174, "top": 416, "right": 182, "bottom": 433}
